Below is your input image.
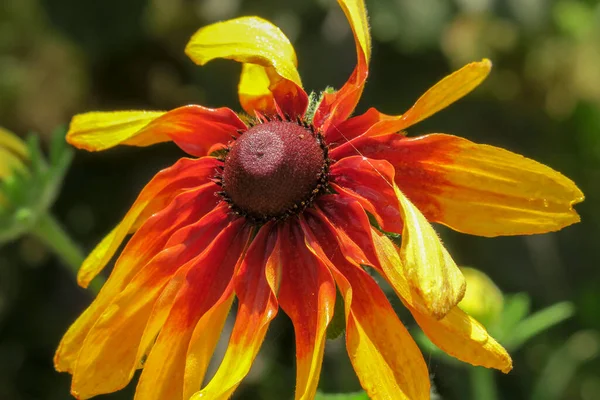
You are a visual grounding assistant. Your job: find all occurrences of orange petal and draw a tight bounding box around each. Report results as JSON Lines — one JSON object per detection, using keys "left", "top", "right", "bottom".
{"left": 371, "top": 230, "right": 511, "bottom": 373}
{"left": 314, "top": 0, "right": 371, "bottom": 133}
{"left": 330, "top": 156, "right": 403, "bottom": 233}
{"left": 67, "top": 207, "right": 232, "bottom": 398}
{"left": 54, "top": 186, "right": 225, "bottom": 374}
{"left": 182, "top": 293, "right": 235, "bottom": 398}
{"left": 301, "top": 213, "right": 430, "bottom": 400}
{"left": 277, "top": 220, "right": 336, "bottom": 400}
{"left": 67, "top": 105, "right": 246, "bottom": 155}
{"left": 335, "top": 133, "right": 584, "bottom": 236}
{"left": 194, "top": 223, "right": 281, "bottom": 399}
{"left": 75, "top": 157, "right": 219, "bottom": 288}
{"left": 334, "top": 156, "right": 465, "bottom": 318}
{"left": 328, "top": 59, "right": 491, "bottom": 141}
{"left": 186, "top": 17, "right": 307, "bottom": 117}
{"left": 134, "top": 219, "right": 251, "bottom": 400}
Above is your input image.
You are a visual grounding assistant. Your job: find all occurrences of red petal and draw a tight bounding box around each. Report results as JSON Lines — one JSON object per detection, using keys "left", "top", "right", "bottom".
{"left": 142, "top": 105, "right": 246, "bottom": 157}
{"left": 134, "top": 218, "right": 251, "bottom": 400}
{"left": 69, "top": 205, "right": 234, "bottom": 398}
{"left": 278, "top": 219, "right": 336, "bottom": 400}
{"left": 198, "top": 223, "right": 281, "bottom": 398}
{"left": 76, "top": 156, "right": 221, "bottom": 288}
{"left": 55, "top": 183, "right": 222, "bottom": 374}
{"left": 299, "top": 213, "right": 430, "bottom": 400}
{"left": 329, "top": 156, "right": 403, "bottom": 233}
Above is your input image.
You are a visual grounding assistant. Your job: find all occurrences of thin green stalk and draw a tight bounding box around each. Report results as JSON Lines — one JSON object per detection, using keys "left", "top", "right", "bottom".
{"left": 31, "top": 212, "right": 104, "bottom": 293}
{"left": 470, "top": 367, "right": 499, "bottom": 400}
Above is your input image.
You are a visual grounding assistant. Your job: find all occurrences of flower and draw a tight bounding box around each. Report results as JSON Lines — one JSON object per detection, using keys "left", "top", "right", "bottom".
{"left": 55, "top": 1, "right": 584, "bottom": 399}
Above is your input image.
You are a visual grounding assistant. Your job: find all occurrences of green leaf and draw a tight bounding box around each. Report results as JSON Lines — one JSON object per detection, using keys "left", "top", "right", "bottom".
{"left": 495, "top": 293, "right": 530, "bottom": 340}
{"left": 505, "top": 301, "right": 575, "bottom": 351}
{"left": 315, "top": 390, "right": 369, "bottom": 400}
{"left": 326, "top": 286, "right": 346, "bottom": 340}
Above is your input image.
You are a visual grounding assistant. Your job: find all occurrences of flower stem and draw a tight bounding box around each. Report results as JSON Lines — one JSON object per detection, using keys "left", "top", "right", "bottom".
{"left": 470, "top": 367, "right": 499, "bottom": 400}
{"left": 31, "top": 213, "right": 103, "bottom": 293}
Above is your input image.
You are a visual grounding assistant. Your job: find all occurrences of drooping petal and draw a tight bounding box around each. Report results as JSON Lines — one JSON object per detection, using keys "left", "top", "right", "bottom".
{"left": 327, "top": 59, "right": 491, "bottom": 145}
{"left": 393, "top": 183, "right": 465, "bottom": 319}
{"left": 412, "top": 305, "right": 513, "bottom": 373}
{"left": 277, "top": 219, "right": 336, "bottom": 400}
{"left": 371, "top": 231, "right": 512, "bottom": 372}
{"left": 182, "top": 293, "right": 235, "bottom": 398}
{"left": 330, "top": 155, "right": 464, "bottom": 318}
{"left": 194, "top": 223, "right": 281, "bottom": 399}
{"left": 133, "top": 219, "right": 251, "bottom": 400}
{"left": 314, "top": 0, "right": 371, "bottom": 134}
{"left": 68, "top": 206, "right": 234, "bottom": 399}
{"left": 54, "top": 185, "right": 224, "bottom": 374}
{"left": 330, "top": 156, "right": 403, "bottom": 233}
{"left": 301, "top": 213, "right": 430, "bottom": 400}
{"left": 75, "top": 156, "right": 219, "bottom": 288}
{"left": 185, "top": 17, "right": 308, "bottom": 117}
{"left": 67, "top": 105, "right": 246, "bottom": 155}
{"left": 334, "top": 133, "right": 584, "bottom": 236}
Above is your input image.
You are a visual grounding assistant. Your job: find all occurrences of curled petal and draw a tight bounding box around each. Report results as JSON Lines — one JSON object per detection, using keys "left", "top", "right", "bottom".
{"left": 74, "top": 157, "right": 220, "bottom": 287}
{"left": 278, "top": 219, "right": 336, "bottom": 400}
{"left": 335, "top": 133, "right": 584, "bottom": 236}
{"left": 67, "top": 105, "right": 246, "bottom": 156}
{"left": 186, "top": 17, "right": 307, "bottom": 117}
{"left": 301, "top": 213, "right": 430, "bottom": 400}
{"left": 134, "top": 219, "right": 251, "bottom": 400}
{"left": 394, "top": 184, "right": 465, "bottom": 318}
{"left": 314, "top": 0, "right": 371, "bottom": 133}
{"left": 371, "top": 231, "right": 511, "bottom": 372}
{"left": 195, "top": 223, "right": 280, "bottom": 399}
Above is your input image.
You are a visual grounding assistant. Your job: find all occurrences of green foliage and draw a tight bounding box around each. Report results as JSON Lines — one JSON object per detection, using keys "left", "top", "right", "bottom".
{"left": 315, "top": 390, "right": 369, "bottom": 400}
{"left": 0, "top": 128, "right": 73, "bottom": 243}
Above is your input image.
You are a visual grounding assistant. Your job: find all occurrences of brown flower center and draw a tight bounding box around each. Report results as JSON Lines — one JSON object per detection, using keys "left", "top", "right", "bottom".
{"left": 221, "top": 119, "right": 328, "bottom": 223}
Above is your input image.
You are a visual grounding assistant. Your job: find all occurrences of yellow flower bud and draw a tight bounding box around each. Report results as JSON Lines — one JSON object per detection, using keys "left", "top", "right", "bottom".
{"left": 459, "top": 267, "right": 504, "bottom": 327}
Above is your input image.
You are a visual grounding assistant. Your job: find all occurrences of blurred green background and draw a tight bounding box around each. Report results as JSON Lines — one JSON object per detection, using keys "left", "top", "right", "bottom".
{"left": 1, "top": 0, "right": 599, "bottom": 399}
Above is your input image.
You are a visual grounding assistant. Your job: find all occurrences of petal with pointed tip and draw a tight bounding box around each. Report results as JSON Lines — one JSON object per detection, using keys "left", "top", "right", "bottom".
{"left": 195, "top": 223, "right": 280, "bottom": 399}
{"left": 335, "top": 133, "right": 584, "bottom": 236}
{"left": 133, "top": 220, "right": 250, "bottom": 400}
{"left": 75, "top": 157, "right": 219, "bottom": 288}
{"left": 277, "top": 220, "right": 336, "bottom": 400}
{"left": 67, "top": 106, "right": 246, "bottom": 156}
{"left": 301, "top": 213, "right": 430, "bottom": 399}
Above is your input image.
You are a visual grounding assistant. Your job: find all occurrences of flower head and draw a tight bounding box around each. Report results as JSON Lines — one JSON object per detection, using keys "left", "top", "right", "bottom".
{"left": 56, "top": 1, "right": 583, "bottom": 399}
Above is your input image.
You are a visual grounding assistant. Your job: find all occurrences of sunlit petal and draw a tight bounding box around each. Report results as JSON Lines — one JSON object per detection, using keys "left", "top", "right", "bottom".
{"left": 314, "top": 0, "right": 371, "bottom": 133}
{"left": 194, "top": 224, "right": 281, "bottom": 399}
{"left": 67, "top": 106, "right": 246, "bottom": 156}
{"left": 75, "top": 157, "right": 219, "bottom": 287}
{"left": 334, "top": 133, "right": 584, "bottom": 236}
{"left": 278, "top": 220, "right": 336, "bottom": 400}
{"left": 185, "top": 17, "right": 307, "bottom": 117}
{"left": 134, "top": 220, "right": 250, "bottom": 400}
{"left": 301, "top": 213, "right": 430, "bottom": 399}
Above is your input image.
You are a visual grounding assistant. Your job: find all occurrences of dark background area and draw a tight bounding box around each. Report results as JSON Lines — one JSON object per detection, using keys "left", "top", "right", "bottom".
{"left": 1, "top": 0, "right": 599, "bottom": 399}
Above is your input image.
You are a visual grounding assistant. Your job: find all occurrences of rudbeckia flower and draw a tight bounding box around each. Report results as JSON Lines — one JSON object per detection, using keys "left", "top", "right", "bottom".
{"left": 55, "top": 1, "right": 584, "bottom": 399}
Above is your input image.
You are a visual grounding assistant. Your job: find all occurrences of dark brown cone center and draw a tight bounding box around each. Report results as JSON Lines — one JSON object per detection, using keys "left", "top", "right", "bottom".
{"left": 222, "top": 120, "right": 325, "bottom": 220}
